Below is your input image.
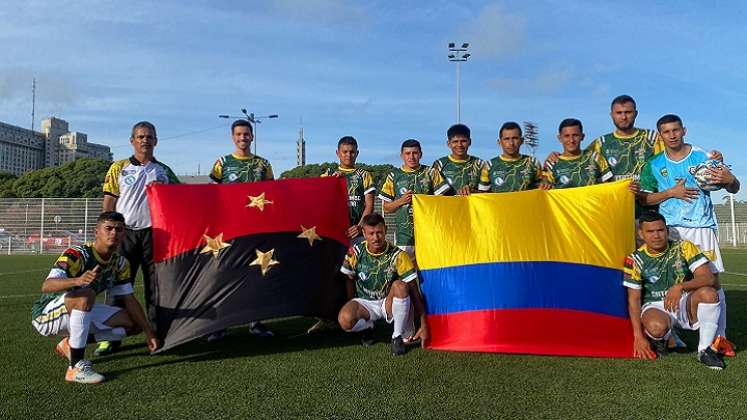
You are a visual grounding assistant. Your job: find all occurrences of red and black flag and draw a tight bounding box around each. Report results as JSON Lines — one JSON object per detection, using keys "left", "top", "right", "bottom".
{"left": 147, "top": 177, "right": 350, "bottom": 352}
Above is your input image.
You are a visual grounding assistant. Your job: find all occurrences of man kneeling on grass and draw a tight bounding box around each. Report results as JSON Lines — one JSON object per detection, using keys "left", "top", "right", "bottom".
{"left": 624, "top": 211, "right": 725, "bottom": 369}
{"left": 337, "top": 213, "right": 428, "bottom": 355}
{"left": 31, "top": 211, "right": 159, "bottom": 384}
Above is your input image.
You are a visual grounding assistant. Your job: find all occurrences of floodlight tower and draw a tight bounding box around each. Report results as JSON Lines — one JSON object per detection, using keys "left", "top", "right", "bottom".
{"left": 523, "top": 122, "right": 540, "bottom": 157}
{"left": 218, "top": 110, "right": 278, "bottom": 155}
{"left": 448, "top": 42, "right": 471, "bottom": 123}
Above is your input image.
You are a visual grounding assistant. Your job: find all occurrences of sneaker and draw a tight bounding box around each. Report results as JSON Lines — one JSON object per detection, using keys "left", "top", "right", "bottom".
{"left": 65, "top": 360, "right": 105, "bottom": 384}
{"left": 649, "top": 337, "right": 668, "bottom": 358}
{"left": 307, "top": 319, "right": 339, "bottom": 334}
{"left": 713, "top": 336, "right": 736, "bottom": 357}
{"left": 391, "top": 336, "right": 406, "bottom": 356}
{"left": 668, "top": 329, "right": 687, "bottom": 353}
{"left": 248, "top": 322, "right": 274, "bottom": 337}
{"left": 206, "top": 329, "right": 229, "bottom": 343}
{"left": 93, "top": 340, "right": 121, "bottom": 357}
{"left": 360, "top": 328, "right": 376, "bottom": 347}
{"left": 55, "top": 337, "right": 71, "bottom": 361}
{"left": 698, "top": 347, "right": 725, "bottom": 370}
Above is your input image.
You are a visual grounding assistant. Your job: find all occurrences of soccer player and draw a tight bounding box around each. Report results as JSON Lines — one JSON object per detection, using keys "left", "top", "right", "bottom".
{"left": 478, "top": 121, "right": 542, "bottom": 193}
{"left": 638, "top": 114, "right": 740, "bottom": 356}
{"left": 432, "top": 124, "right": 483, "bottom": 195}
{"left": 99, "top": 121, "right": 179, "bottom": 355}
{"left": 541, "top": 118, "right": 612, "bottom": 189}
{"left": 623, "top": 211, "right": 724, "bottom": 369}
{"left": 31, "top": 212, "right": 159, "bottom": 383}
{"left": 337, "top": 213, "right": 428, "bottom": 356}
{"left": 207, "top": 119, "right": 274, "bottom": 341}
{"left": 379, "top": 139, "right": 449, "bottom": 265}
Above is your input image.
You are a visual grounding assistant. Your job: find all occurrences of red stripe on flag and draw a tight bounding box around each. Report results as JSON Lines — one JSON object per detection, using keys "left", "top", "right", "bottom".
{"left": 148, "top": 177, "right": 350, "bottom": 262}
{"left": 426, "top": 308, "right": 634, "bottom": 358}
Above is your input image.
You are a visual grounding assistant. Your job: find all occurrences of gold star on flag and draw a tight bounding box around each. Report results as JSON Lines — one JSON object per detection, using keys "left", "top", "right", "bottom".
{"left": 200, "top": 233, "right": 231, "bottom": 257}
{"left": 297, "top": 225, "right": 322, "bottom": 246}
{"left": 246, "top": 192, "right": 273, "bottom": 211}
{"left": 249, "top": 248, "right": 279, "bottom": 276}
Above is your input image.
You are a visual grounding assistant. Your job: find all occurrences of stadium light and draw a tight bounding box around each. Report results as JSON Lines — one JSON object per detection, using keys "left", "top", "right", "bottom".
{"left": 218, "top": 110, "right": 279, "bottom": 155}
{"left": 448, "top": 41, "right": 471, "bottom": 123}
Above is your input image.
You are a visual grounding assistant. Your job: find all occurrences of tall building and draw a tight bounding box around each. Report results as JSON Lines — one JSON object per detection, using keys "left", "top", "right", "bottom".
{"left": 296, "top": 127, "right": 306, "bottom": 167}
{"left": 0, "top": 117, "right": 112, "bottom": 175}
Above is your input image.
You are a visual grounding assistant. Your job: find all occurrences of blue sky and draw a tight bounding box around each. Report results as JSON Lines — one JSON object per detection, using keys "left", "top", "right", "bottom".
{"left": 1, "top": 0, "right": 745, "bottom": 201}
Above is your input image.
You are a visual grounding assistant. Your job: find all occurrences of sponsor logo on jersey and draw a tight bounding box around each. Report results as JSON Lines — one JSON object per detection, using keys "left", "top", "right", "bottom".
{"left": 494, "top": 177, "right": 504, "bottom": 186}
{"left": 399, "top": 187, "right": 408, "bottom": 194}
{"left": 559, "top": 175, "right": 570, "bottom": 185}
{"left": 228, "top": 173, "right": 238, "bottom": 182}
{"left": 124, "top": 175, "right": 137, "bottom": 186}
{"left": 358, "top": 272, "right": 367, "bottom": 280}
{"left": 687, "top": 165, "right": 697, "bottom": 175}
{"left": 608, "top": 157, "right": 618, "bottom": 167}
{"left": 648, "top": 275, "right": 660, "bottom": 284}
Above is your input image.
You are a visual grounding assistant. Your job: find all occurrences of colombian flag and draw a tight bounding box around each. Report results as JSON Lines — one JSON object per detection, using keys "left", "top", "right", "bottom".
{"left": 414, "top": 180, "right": 636, "bottom": 358}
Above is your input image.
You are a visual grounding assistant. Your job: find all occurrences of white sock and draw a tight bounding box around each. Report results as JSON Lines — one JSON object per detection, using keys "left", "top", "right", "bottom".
{"left": 95, "top": 327, "right": 126, "bottom": 342}
{"left": 391, "top": 296, "right": 410, "bottom": 339}
{"left": 349, "top": 318, "right": 373, "bottom": 332}
{"left": 645, "top": 328, "right": 671, "bottom": 341}
{"left": 697, "top": 302, "right": 720, "bottom": 352}
{"left": 716, "top": 288, "right": 727, "bottom": 337}
{"left": 69, "top": 309, "right": 93, "bottom": 349}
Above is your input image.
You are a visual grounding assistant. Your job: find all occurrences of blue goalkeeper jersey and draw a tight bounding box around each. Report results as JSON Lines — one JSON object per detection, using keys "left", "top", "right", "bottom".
{"left": 639, "top": 145, "right": 716, "bottom": 229}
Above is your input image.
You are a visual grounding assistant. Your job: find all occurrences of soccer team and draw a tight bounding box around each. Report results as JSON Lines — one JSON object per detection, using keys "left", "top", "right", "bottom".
{"left": 30, "top": 94, "right": 741, "bottom": 383}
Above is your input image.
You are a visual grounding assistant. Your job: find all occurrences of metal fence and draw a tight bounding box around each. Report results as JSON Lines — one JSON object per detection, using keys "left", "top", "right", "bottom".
{"left": 0, "top": 197, "right": 745, "bottom": 255}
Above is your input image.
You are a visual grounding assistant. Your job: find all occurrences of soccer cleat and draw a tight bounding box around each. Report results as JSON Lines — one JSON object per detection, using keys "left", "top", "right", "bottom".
{"left": 65, "top": 360, "right": 105, "bottom": 384}
{"left": 698, "top": 347, "right": 725, "bottom": 370}
{"left": 206, "top": 329, "right": 229, "bottom": 343}
{"left": 713, "top": 336, "right": 736, "bottom": 357}
{"left": 55, "top": 337, "right": 71, "bottom": 361}
{"left": 391, "top": 336, "right": 406, "bottom": 356}
{"left": 649, "top": 338, "right": 668, "bottom": 358}
{"left": 93, "top": 340, "right": 120, "bottom": 357}
{"left": 360, "top": 328, "right": 376, "bottom": 347}
{"left": 248, "top": 322, "right": 274, "bottom": 337}
{"left": 306, "top": 319, "right": 339, "bottom": 334}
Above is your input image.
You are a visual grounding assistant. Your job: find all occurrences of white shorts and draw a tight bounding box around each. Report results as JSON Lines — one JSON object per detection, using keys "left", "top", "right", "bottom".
{"left": 352, "top": 297, "right": 415, "bottom": 336}
{"left": 641, "top": 291, "right": 698, "bottom": 331}
{"left": 32, "top": 293, "right": 122, "bottom": 337}
{"left": 669, "top": 227, "right": 724, "bottom": 273}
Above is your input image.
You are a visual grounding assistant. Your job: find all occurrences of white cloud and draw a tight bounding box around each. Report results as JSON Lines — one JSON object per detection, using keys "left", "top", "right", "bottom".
{"left": 461, "top": 4, "right": 526, "bottom": 59}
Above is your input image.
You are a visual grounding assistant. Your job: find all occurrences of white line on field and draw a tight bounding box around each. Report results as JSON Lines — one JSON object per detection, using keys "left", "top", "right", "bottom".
{"left": 0, "top": 269, "right": 47, "bottom": 277}
{"left": 724, "top": 271, "right": 747, "bottom": 277}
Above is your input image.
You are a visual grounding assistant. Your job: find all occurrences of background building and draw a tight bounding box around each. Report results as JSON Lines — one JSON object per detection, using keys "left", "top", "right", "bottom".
{"left": 0, "top": 117, "right": 112, "bottom": 175}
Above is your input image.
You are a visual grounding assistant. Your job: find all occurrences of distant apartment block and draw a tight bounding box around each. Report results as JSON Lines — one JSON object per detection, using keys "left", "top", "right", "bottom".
{"left": 0, "top": 117, "right": 113, "bottom": 175}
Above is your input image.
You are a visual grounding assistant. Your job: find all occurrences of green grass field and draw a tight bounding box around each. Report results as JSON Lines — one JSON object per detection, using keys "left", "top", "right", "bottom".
{"left": 2, "top": 251, "right": 747, "bottom": 419}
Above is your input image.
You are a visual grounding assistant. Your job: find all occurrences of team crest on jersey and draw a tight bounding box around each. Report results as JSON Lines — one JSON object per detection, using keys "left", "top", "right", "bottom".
{"left": 660, "top": 168, "right": 668, "bottom": 177}
{"left": 608, "top": 157, "right": 618, "bottom": 167}
{"left": 358, "top": 272, "right": 367, "bottom": 280}
{"left": 228, "top": 173, "right": 238, "bottom": 182}
{"left": 687, "top": 165, "right": 697, "bottom": 176}
{"left": 123, "top": 175, "right": 137, "bottom": 185}
{"left": 559, "top": 175, "right": 570, "bottom": 185}
{"left": 494, "top": 177, "right": 505, "bottom": 186}
{"left": 399, "top": 187, "right": 408, "bottom": 194}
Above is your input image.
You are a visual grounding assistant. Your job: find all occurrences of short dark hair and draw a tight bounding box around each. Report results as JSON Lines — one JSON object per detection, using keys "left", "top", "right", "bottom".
{"left": 231, "top": 119, "right": 253, "bottom": 135}
{"left": 401, "top": 139, "right": 421, "bottom": 152}
{"left": 558, "top": 118, "right": 583, "bottom": 133}
{"left": 97, "top": 211, "right": 126, "bottom": 225}
{"left": 499, "top": 122, "right": 522, "bottom": 138}
{"left": 638, "top": 211, "right": 666, "bottom": 226}
{"left": 337, "top": 136, "right": 358, "bottom": 149}
{"left": 447, "top": 124, "right": 471, "bottom": 140}
{"left": 610, "top": 95, "right": 636, "bottom": 110}
{"left": 361, "top": 213, "right": 386, "bottom": 227}
{"left": 656, "top": 114, "right": 683, "bottom": 131}
{"left": 131, "top": 121, "right": 157, "bottom": 139}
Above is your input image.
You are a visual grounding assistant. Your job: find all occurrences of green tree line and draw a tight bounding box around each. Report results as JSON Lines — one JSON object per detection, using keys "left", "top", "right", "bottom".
{"left": 0, "top": 158, "right": 110, "bottom": 198}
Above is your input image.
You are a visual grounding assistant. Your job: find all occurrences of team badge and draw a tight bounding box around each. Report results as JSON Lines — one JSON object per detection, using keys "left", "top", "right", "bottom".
{"left": 358, "top": 272, "right": 367, "bottom": 280}
{"left": 660, "top": 168, "right": 668, "bottom": 177}
{"left": 494, "top": 177, "right": 504, "bottom": 186}
{"left": 648, "top": 275, "right": 660, "bottom": 284}
{"left": 228, "top": 173, "right": 238, "bottom": 182}
{"left": 608, "top": 157, "right": 618, "bottom": 167}
{"left": 559, "top": 175, "right": 570, "bottom": 185}
{"left": 123, "top": 175, "right": 137, "bottom": 186}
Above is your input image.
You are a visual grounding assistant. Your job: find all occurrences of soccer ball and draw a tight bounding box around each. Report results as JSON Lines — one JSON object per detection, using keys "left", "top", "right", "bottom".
{"left": 693, "top": 159, "right": 726, "bottom": 191}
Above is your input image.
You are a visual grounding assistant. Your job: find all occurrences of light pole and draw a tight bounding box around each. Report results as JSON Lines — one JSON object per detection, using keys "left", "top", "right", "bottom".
{"left": 219, "top": 110, "right": 279, "bottom": 155}
{"left": 448, "top": 42, "right": 471, "bottom": 123}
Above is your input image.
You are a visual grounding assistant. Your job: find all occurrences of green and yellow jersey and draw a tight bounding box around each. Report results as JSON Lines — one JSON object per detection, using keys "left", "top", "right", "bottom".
{"left": 322, "top": 166, "right": 375, "bottom": 226}
{"left": 31, "top": 244, "right": 132, "bottom": 320}
{"left": 378, "top": 165, "right": 449, "bottom": 246}
{"left": 588, "top": 128, "right": 663, "bottom": 180}
{"left": 623, "top": 240, "right": 710, "bottom": 305}
{"left": 478, "top": 155, "right": 542, "bottom": 193}
{"left": 210, "top": 153, "right": 274, "bottom": 184}
{"left": 340, "top": 241, "right": 418, "bottom": 300}
{"left": 543, "top": 148, "right": 613, "bottom": 189}
{"left": 432, "top": 155, "right": 483, "bottom": 194}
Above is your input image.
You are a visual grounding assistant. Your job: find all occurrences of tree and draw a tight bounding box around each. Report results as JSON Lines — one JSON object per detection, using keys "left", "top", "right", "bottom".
{"left": 7, "top": 158, "right": 110, "bottom": 198}
{"left": 0, "top": 171, "right": 17, "bottom": 198}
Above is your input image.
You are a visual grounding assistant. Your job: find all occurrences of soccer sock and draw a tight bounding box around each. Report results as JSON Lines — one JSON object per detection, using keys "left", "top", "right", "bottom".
{"left": 349, "top": 318, "right": 373, "bottom": 332}
{"left": 645, "top": 328, "right": 671, "bottom": 341}
{"left": 391, "top": 296, "right": 411, "bottom": 339}
{"left": 716, "top": 288, "right": 727, "bottom": 337}
{"left": 696, "top": 302, "right": 720, "bottom": 353}
{"left": 69, "top": 309, "right": 93, "bottom": 366}
{"left": 94, "top": 327, "right": 126, "bottom": 343}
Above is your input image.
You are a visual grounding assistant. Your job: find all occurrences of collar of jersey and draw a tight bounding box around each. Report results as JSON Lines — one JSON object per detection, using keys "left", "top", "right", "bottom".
{"left": 613, "top": 129, "right": 641, "bottom": 140}
{"left": 558, "top": 152, "right": 583, "bottom": 161}
{"left": 89, "top": 244, "right": 115, "bottom": 265}
{"left": 365, "top": 241, "right": 390, "bottom": 256}
{"left": 499, "top": 155, "right": 523, "bottom": 162}
{"left": 642, "top": 241, "right": 671, "bottom": 257}
{"left": 400, "top": 165, "right": 423, "bottom": 173}
{"left": 447, "top": 155, "right": 471, "bottom": 163}
{"left": 337, "top": 165, "right": 357, "bottom": 172}
{"left": 231, "top": 153, "right": 256, "bottom": 161}
{"left": 663, "top": 144, "right": 693, "bottom": 164}
{"left": 129, "top": 155, "right": 158, "bottom": 166}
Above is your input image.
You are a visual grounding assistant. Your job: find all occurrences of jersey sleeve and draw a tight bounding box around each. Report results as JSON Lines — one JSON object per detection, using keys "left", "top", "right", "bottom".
{"left": 594, "top": 151, "right": 613, "bottom": 182}
{"left": 542, "top": 160, "right": 556, "bottom": 185}
{"left": 163, "top": 164, "right": 181, "bottom": 184}
{"left": 47, "top": 248, "right": 85, "bottom": 280}
{"left": 681, "top": 240, "right": 710, "bottom": 272}
{"left": 378, "top": 172, "right": 396, "bottom": 202}
{"left": 653, "top": 134, "right": 665, "bottom": 155}
{"left": 531, "top": 157, "right": 543, "bottom": 187}
{"left": 622, "top": 254, "right": 642, "bottom": 289}
{"left": 394, "top": 250, "right": 417, "bottom": 283}
{"left": 362, "top": 170, "right": 376, "bottom": 195}
{"left": 639, "top": 161, "right": 658, "bottom": 193}
{"left": 103, "top": 161, "right": 122, "bottom": 197}
{"left": 340, "top": 246, "right": 359, "bottom": 276}
{"left": 109, "top": 256, "right": 134, "bottom": 296}
{"left": 264, "top": 161, "right": 275, "bottom": 181}
{"left": 478, "top": 161, "right": 492, "bottom": 191}
{"left": 209, "top": 158, "right": 224, "bottom": 183}
{"left": 430, "top": 167, "right": 450, "bottom": 196}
